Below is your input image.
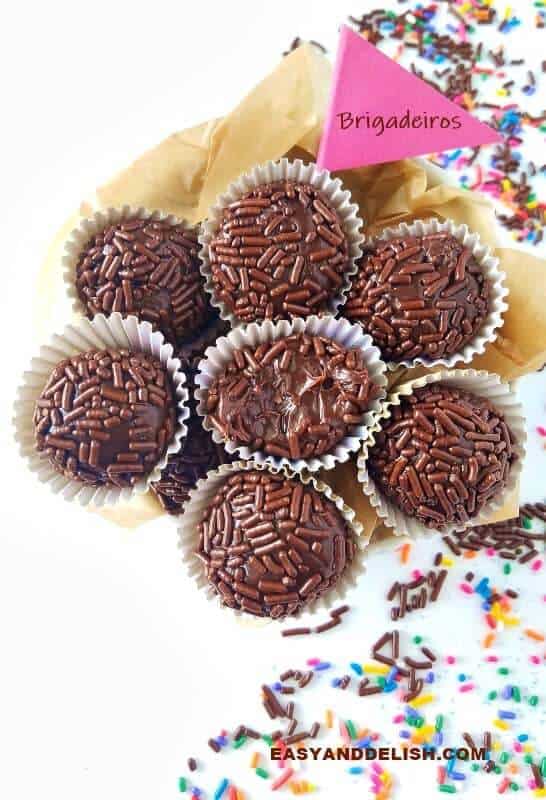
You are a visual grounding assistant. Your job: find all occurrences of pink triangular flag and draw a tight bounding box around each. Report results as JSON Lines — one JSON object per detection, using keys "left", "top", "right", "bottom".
{"left": 317, "top": 25, "right": 501, "bottom": 171}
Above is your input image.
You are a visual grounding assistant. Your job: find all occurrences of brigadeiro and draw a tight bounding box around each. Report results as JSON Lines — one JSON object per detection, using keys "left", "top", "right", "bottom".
{"left": 151, "top": 356, "right": 234, "bottom": 514}
{"left": 195, "top": 469, "right": 356, "bottom": 618}
{"left": 33, "top": 348, "right": 176, "bottom": 488}
{"left": 70, "top": 211, "right": 213, "bottom": 346}
{"left": 366, "top": 383, "right": 518, "bottom": 530}
{"left": 202, "top": 161, "right": 364, "bottom": 325}
{"left": 201, "top": 332, "right": 383, "bottom": 462}
{"left": 344, "top": 230, "right": 492, "bottom": 364}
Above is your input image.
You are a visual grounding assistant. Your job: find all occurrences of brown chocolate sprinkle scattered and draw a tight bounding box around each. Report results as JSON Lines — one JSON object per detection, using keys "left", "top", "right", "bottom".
{"left": 389, "top": 567, "right": 448, "bottom": 620}
{"left": 208, "top": 180, "right": 351, "bottom": 323}
{"left": 204, "top": 333, "right": 382, "bottom": 460}
{"left": 281, "top": 604, "right": 351, "bottom": 637}
{"left": 283, "top": 37, "right": 327, "bottom": 56}
{"left": 284, "top": 730, "right": 310, "bottom": 745}
{"left": 462, "top": 732, "right": 478, "bottom": 750}
{"left": 367, "top": 383, "right": 518, "bottom": 529}
{"left": 33, "top": 348, "right": 176, "bottom": 487}
{"left": 343, "top": 233, "right": 490, "bottom": 363}
{"left": 281, "top": 626, "right": 312, "bottom": 638}
{"left": 370, "top": 630, "right": 434, "bottom": 702}
{"left": 257, "top": 671, "right": 322, "bottom": 744}
{"left": 201, "top": 630, "right": 437, "bottom": 760}
{"left": 330, "top": 603, "right": 350, "bottom": 617}
{"left": 314, "top": 617, "right": 342, "bottom": 634}
{"left": 532, "top": 763, "right": 545, "bottom": 790}
{"left": 443, "top": 504, "right": 546, "bottom": 563}
{"left": 151, "top": 356, "right": 234, "bottom": 514}
{"left": 196, "top": 470, "right": 355, "bottom": 618}
{"left": 262, "top": 684, "right": 287, "bottom": 719}
{"left": 343, "top": 7, "right": 546, "bottom": 246}
{"left": 75, "top": 217, "right": 212, "bottom": 346}
{"left": 359, "top": 679, "right": 382, "bottom": 697}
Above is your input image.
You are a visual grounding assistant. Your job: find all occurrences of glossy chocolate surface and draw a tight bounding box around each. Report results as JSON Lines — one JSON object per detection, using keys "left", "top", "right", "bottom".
{"left": 209, "top": 180, "right": 350, "bottom": 323}
{"left": 33, "top": 349, "right": 176, "bottom": 487}
{"left": 367, "top": 383, "right": 517, "bottom": 529}
{"left": 204, "top": 333, "right": 381, "bottom": 460}
{"left": 75, "top": 217, "right": 212, "bottom": 345}
{"left": 344, "top": 233, "right": 490, "bottom": 362}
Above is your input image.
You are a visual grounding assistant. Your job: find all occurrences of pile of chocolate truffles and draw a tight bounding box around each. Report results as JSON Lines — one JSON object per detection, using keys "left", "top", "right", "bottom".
{"left": 30, "top": 171, "right": 515, "bottom": 620}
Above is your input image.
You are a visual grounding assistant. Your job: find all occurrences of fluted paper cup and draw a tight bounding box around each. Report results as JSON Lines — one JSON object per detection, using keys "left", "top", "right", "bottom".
{"left": 195, "top": 314, "right": 388, "bottom": 473}
{"left": 177, "top": 460, "right": 367, "bottom": 620}
{"left": 14, "top": 313, "right": 190, "bottom": 507}
{"left": 198, "top": 158, "right": 364, "bottom": 326}
{"left": 357, "top": 369, "right": 526, "bottom": 539}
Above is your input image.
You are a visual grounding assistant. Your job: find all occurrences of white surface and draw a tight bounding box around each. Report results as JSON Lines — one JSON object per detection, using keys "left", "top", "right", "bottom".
{"left": 1, "top": 2, "right": 545, "bottom": 799}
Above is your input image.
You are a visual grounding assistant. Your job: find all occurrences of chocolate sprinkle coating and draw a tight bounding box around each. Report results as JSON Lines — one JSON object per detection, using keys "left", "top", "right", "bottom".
{"left": 209, "top": 180, "right": 350, "bottom": 323}
{"left": 75, "top": 217, "right": 212, "bottom": 346}
{"left": 204, "top": 333, "right": 382, "bottom": 460}
{"left": 196, "top": 469, "right": 355, "bottom": 618}
{"left": 367, "top": 384, "right": 517, "bottom": 529}
{"left": 151, "top": 357, "right": 234, "bottom": 514}
{"left": 33, "top": 348, "right": 176, "bottom": 488}
{"left": 344, "top": 232, "right": 491, "bottom": 363}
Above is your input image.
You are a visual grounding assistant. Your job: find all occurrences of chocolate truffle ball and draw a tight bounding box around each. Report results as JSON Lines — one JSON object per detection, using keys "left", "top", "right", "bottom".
{"left": 366, "top": 384, "right": 517, "bottom": 529}
{"left": 203, "top": 333, "right": 381, "bottom": 460}
{"left": 151, "top": 357, "right": 234, "bottom": 514}
{"left": 196, "top": 469, "right": 355, "bottom": 617}
{"left": 208, "top": 180, "right": 351, "bottom": 323}
{"left": 74, "top": 217, "right": 212, "bottom": 345}
{"left": 343, "top": 232, "right": 491, "bottom": 363}
{"left": 33, "top": 349, "right": 176, "bottom": 487}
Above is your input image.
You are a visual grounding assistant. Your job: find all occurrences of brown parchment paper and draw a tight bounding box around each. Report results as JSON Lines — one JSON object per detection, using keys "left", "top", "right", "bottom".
{"left": 35, "top": 43, "right": 546, "bottom": 537}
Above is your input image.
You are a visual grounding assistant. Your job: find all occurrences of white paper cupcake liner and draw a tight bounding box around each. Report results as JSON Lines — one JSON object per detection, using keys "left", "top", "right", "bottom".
{"left": 13, "top": 312, "right": 190, "bottom": 507}
{"left": 177, "top": 460, "right": 367, "bottom": 620}
{"left": 357, "top": 369, "right": 526, "bottom": 539}
{"left": 198, "top": 158, "right": 364, "bottom": 326}
{"left": 353, "top": 217, "right": 508, "bottom": 371}
{"left": 62, "top": 205, "right": 218, "bottom": 359}
{"left": 194, "top": 314, "right": 388, "bottom": 473}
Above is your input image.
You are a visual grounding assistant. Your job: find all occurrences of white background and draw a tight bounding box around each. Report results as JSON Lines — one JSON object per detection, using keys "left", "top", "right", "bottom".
{"left": 1, "top": 2, "right": 545, "bottom": 799}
